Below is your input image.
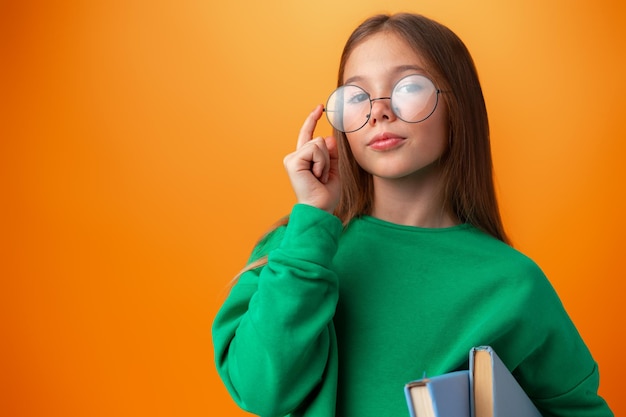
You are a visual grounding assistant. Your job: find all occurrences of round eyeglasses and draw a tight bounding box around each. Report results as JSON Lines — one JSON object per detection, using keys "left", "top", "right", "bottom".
{"left": 324, "top": 74, "right": 441, "bottom": 133}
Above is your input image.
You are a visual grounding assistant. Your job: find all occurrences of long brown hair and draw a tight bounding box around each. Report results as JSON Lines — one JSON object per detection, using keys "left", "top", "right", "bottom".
{"left": 334, "top": 13, "right": 509, "bottom": 243}
{"left": 233, "top": 13, "right": 509, "bottom": 282}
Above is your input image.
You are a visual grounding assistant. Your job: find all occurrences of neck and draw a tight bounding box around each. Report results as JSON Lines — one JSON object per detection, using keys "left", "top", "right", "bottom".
{"left": 370, "top": 173, "right": 457, "bottom": 228}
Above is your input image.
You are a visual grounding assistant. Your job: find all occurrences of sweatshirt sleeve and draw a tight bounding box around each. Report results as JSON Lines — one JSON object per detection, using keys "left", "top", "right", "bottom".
{"left": 492, "top": 257, "right": 614, "bottom": 417}
{"left": 519, "top": 284, "right": 614, "bottom": 417}
{"left": 212, "top": 204, "right": 343, "bottom": 417}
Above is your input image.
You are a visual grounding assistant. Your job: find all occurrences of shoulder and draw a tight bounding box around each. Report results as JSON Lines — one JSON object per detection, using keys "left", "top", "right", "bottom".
{"left": 461, "top": 226, "right": 552, "bottom": 290}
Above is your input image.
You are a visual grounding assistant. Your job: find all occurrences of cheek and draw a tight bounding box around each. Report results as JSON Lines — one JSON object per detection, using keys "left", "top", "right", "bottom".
{"left": 422, "top": 106, "right": 449, "bottom": 148}
{"left": 436, "top": 101, "right": 450, "bottom": 137}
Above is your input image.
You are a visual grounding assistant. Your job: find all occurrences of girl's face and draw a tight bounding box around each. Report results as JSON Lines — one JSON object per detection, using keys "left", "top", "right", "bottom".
{"left": 342, "top": 31, "right": 449, "bottom": 182}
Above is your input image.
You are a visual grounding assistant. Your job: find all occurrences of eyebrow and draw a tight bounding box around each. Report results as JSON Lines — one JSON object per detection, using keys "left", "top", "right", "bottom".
{"left": 343, "top": 64, "right": 428, "bottom": 85}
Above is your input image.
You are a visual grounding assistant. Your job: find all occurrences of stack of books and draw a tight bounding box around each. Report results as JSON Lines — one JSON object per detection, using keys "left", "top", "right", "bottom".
{"left": 405, "top": 346, "right": 542, "bottom": 417}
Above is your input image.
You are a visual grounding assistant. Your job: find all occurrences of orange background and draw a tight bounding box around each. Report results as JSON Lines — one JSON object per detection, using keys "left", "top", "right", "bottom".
{"left": 2, "top": 0, "right": 624, "bottom": 416}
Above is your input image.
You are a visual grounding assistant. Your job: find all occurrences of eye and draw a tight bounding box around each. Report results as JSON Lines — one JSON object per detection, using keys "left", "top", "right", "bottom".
{"left": 396, "top": 82, "right": 424, "bottom": 95}
{"left": 394, "top": 74, "right": 436, "bottom": 97}
{"left": 346, "top": 91, "right": 370, "bottom": 105}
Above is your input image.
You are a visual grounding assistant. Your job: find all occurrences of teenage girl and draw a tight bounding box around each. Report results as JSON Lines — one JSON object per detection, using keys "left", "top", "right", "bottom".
{"left": 213, "top": 13, "right": 613, "bottom": 417}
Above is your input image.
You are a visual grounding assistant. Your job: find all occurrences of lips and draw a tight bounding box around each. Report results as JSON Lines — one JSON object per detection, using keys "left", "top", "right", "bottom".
{"left": 367, "top": 132, "right": 406, "bottom": 151}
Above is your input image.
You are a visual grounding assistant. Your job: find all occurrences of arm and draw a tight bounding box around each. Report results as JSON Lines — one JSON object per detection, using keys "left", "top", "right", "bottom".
{"left": 495, "top": 258, "right": 614, "bottom": 417}
{"left": 212, "top": 204, "right": 343, "bottom": 416}
{"left": 214, "top": 106, "right": 342, "bottom": 416}
{"left": 520, "top": 292, "right": 613, "bottom": 417}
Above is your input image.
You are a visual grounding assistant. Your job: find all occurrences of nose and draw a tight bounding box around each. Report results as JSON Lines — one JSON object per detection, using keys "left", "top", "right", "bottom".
{"left": 368, "top": 96, "right": 396, "bottom": 126}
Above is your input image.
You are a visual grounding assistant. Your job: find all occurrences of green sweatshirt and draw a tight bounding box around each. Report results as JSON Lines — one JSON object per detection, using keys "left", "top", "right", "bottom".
{"left": 212, "top": 204, "right": 612, "bottom": 417}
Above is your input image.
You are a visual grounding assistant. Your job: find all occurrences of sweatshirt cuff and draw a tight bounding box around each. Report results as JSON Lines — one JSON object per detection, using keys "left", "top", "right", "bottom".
{"left": 278, "top": 204, "right": 343, "bottom": 266}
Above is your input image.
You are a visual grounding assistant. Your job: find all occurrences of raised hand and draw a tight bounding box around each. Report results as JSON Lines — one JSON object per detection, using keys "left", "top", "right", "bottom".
{"left": 283, "top": 105, "right": 341, "bottom": 214}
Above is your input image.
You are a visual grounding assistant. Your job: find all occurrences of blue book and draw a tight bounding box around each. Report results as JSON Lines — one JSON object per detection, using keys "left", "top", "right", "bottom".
{"left": 404, "top": 370, "right": 470, "bottom": 417}
{"left": 470, "top": 346, "right": 542, "bottom": 417}
{"left": 404, "top": 347, "right": 542, "bottom": 417}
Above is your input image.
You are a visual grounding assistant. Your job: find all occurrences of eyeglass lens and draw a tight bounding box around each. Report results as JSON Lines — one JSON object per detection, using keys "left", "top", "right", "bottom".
{"left": 325, "top": 74, "right": 439, "bottom": 133}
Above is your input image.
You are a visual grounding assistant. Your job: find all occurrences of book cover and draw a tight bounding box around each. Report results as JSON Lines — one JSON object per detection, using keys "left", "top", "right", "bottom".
{"left": 404, "top": 370, "right": 470, "bottom": 417}
{"left": 469, "top": 346, "right": 542, "bottom": 417}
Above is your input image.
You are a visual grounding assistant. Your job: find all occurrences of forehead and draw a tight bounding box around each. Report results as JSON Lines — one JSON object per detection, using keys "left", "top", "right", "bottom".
{"left": 343, "top": 31, "right": 430, "bottom": 84}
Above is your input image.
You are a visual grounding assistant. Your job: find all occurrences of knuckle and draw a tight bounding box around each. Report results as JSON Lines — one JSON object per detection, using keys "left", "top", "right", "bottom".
{"left": 283, "top": 153, "right": 295, "bottom": 166}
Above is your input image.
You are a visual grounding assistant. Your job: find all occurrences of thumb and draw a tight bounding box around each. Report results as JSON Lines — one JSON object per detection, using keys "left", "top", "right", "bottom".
{"left": 324, "top": 135, "right": 338, "bottom": 160}
{"left": 322, "top": 136, "right": 339, "bottom": 184}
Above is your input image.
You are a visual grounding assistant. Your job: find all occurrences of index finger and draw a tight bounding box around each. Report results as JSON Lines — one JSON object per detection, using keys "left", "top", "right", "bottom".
{"left": 296, "top": 104, "right": 325, "bottom": 149}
